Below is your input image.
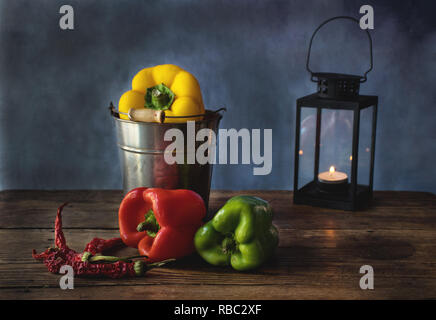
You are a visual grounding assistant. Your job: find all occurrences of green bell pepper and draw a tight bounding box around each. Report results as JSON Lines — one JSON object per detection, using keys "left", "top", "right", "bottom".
{"left": 194, "top": 195, "right": 279, "bottom": 271}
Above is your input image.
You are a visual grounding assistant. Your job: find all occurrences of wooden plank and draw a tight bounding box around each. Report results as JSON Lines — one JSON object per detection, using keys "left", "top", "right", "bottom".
{"left": 1, "top": 190, "right": 433, "bottom": 206}
{"left": 0, "top": 190, "right": 435, "bottom": 300}
{"left": 1, "top": 228, "right": 436, "bottom": 264}
{"left": 0, "top": 190, "right": 123, "bottom": 229}
{"left": 1, "top": 190, "right": 435, "bottom": 230}
{"left": 1, "top": 256, "right": 436, "bottom": 289}
{"left": 1, "top": 280, "right": 435, "bottom": 300}
{"left": 0, "top": 227, "right": 435, "bottom": 301}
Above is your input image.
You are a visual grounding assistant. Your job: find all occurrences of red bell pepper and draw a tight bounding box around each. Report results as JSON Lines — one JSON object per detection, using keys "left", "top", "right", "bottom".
{"left": 118, "top": 188, "right": 206, "bottom": 262}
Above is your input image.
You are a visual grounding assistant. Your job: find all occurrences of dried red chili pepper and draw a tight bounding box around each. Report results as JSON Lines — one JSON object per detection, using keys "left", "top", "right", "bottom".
{"left": 84, "top": 237, "right": 123, "bottom": 255}
{"left": 33, "top": 202, "right": 173, "bottom": 278}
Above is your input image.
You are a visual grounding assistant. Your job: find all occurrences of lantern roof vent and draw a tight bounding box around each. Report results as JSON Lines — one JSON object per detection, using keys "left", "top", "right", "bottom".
{"left": 312, "top": 72, "right": 362, "bottom": 99}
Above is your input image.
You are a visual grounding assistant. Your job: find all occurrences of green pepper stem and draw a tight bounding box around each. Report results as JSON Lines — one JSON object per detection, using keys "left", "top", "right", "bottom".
{"left": 222, "top": 237, "right": 237, "bottom": 255}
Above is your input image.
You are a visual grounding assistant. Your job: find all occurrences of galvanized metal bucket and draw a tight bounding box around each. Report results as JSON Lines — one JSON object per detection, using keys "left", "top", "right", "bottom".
{"left": 112, "top": 109, "right": 223, "bottom": 207}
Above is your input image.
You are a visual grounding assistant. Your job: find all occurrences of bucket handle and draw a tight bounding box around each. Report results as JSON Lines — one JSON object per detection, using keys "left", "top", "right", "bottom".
{"left": 166, "top": 107, "right": 226, "bottom": 119}
{"left": 109, "top": 102, "right": 226, "bottom": 120}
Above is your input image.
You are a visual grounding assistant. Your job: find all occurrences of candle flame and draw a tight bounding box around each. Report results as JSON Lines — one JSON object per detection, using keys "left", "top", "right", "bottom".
{"left": 349, "top": 155, "right": 353, "bottom": 161}
{"left": 329, "top": 166, "right": 335, "bottom": 175}
{"left": 299, "top": 150, "right": 303, "bottom": 156}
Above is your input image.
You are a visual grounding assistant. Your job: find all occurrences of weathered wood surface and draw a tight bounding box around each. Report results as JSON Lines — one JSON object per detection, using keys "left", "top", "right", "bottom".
{"left": 0, "top": 190, "right": 435, "bottom": 299}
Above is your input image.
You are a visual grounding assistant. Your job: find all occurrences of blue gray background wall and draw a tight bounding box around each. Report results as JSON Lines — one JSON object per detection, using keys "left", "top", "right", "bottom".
{"left": 0, "top": 0, "right": 435, "bottom": 192}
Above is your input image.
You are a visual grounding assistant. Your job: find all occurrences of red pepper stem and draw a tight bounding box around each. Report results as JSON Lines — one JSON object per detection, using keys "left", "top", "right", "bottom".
{"left": 117, "top": 255, "right": 148, "bottom": 262}
{"left": 82, "top": 252, "right": 148, "bottom": 263}
{"left": 134, "top": 258, "right": 176, "bottom": 276}
{"left": 136, "top": 209, "right": 160, "bottom": 237}
{"left": 147, "top": 258, "right": 176, "bottom": 269}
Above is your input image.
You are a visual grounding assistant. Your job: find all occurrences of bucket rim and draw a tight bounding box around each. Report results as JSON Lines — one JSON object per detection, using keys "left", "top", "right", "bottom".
{"left": 111, "top": 108, "right": 224, "bottom": 127}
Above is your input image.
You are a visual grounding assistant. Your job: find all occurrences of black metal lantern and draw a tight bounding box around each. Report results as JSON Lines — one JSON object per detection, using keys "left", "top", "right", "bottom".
{"left": 293, "top": 16, "right": 378, "bottom": 211}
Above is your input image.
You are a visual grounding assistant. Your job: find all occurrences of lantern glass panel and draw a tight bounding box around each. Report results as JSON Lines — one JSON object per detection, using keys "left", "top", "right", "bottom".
{"left": 319, "top": 109, "right": 353, "bottom": 178}
{"left": 297, "top": 107, "right": 316, "bottom": 189}
{"left": 357, "top": 106, "right": 374, "bottom": 186}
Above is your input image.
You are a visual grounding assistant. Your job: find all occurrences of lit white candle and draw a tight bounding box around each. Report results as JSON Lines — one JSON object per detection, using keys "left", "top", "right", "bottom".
{"left": 318, "top": 166, "right": 348, "bottom": 184}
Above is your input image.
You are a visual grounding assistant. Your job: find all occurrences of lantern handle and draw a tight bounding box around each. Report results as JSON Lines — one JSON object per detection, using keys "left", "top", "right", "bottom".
{"left": 306, "top": 16, "right": 373, "bottom": 83}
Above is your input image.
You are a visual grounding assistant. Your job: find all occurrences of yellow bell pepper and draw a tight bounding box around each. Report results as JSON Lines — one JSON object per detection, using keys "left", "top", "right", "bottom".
{"left": 118, "top": 64, "right": 205, "bottom": 123}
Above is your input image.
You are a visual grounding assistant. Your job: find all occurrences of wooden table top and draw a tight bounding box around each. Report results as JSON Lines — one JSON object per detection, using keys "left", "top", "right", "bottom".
{"left": 0, "top": 190, "right": 435, "bottom": 300}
